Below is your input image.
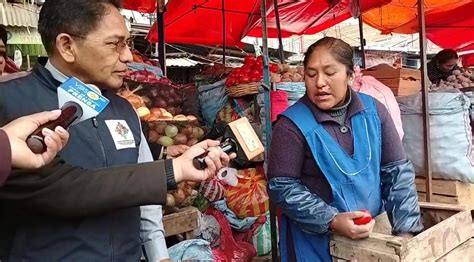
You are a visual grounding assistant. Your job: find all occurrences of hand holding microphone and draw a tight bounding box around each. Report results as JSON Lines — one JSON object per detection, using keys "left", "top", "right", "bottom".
{"left": 191, "top": 117, "right": 264, "bottom": 170}
{"left": 172, "top": 139, "right": 236, "bottom": 183}
{"left": 26, "top": 101, "right": 83, "bottom": 154}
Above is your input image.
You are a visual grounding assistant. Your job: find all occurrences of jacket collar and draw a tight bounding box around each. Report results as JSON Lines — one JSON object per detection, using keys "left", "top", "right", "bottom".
{"left": 301, "top": 88, "right": 366, "bottom": 124}
{"left": 32, "top": 59, "right": 102, "bottom": 94}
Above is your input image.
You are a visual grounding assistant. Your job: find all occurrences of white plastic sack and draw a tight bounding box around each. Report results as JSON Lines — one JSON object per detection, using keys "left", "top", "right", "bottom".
{"left": 397, "top": 92, "right": 474, "bottom": 182}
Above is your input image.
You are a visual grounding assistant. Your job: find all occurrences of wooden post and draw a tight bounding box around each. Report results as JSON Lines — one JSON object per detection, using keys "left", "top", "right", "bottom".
{"left": 157, "top": 0, "right": 166, "bottom": 76}
{"left": 417, "top": 0, "right": 433, "bottom": 201}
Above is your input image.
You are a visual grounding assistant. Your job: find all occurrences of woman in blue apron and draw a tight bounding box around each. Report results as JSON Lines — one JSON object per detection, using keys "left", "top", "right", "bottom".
{"left": 267, "top": 37, "right": 423, "bottom": 262}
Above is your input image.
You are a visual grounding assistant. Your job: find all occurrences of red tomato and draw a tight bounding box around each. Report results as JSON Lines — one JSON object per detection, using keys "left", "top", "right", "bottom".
{"left": 244, "top": 55, "right": 256, "bottom": 66}
{"left": 353, "top": 210, "right": 372, "bottom": 225}
{"left": 269, "top": 63, "right": 279, "bottom": 73}
{"left": 256, "top": 56, "right": 263, "bottom": 64}
{"left": 241, "top": 76, "right": 250, "bottom": 83}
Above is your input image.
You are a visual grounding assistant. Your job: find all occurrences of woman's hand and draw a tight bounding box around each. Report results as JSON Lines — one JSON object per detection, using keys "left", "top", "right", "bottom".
{"left": 329, "top": 211, "right": 375, "bottom": 239}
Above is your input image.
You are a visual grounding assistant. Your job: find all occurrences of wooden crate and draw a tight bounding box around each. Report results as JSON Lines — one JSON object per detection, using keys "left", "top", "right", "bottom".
{"left": 362, "top": 64, "right": 421, "bottom": 96}
{"left": 330, "top": 202, "right": 473, "bottom": 261}
{"left": 437, "top": 238, "right": 474, "bottom": 261}
{"left": 163, "top": 206, "right": 199, "bottom": 239}
{"left": 416, "top": 177, "right": 474, "bottom": 209}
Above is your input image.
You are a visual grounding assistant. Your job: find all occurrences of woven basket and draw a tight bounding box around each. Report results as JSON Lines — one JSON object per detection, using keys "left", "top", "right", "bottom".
{"left": 226, "top": 82, "right": 260, "bottom": 98}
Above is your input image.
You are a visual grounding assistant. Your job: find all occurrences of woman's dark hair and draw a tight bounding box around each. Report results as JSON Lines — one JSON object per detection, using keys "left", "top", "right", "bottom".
{"left": 0, "top": 25, "right": 8, "bottom": 45}
{"left": 38, "top": 0, "right": 122, "bottom": 54}
{"left": 303, "top": 37, "right": 354, "bottom": 75}
{"left": 433, "top": 49, "right": 458, "bottom": 65}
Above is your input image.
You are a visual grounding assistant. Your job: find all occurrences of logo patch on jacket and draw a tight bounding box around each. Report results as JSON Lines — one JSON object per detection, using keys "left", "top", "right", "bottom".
{"left": 105, "top": 120, "right": 136, "bottom": 150}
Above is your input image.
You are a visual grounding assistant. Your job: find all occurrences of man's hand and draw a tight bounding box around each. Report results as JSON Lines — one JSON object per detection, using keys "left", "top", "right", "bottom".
{"left": 329, "top": 211, "right": 375, "bottom": 240}
{"left": 165, "top": 144, "right": 189, "bottom": 158}
{"left": 172, "top": 139, "right": 236, "bottom": 183}
{"left": 2, "top": 110, "right": 70, "bottom": 169}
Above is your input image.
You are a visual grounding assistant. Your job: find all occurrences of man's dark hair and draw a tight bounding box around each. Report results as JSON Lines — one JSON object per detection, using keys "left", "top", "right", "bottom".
{"left": 0, "top": 25, "right": 8, "bottom": 45}
{"left": 38, "top": 0, "right": 122, "bottom": 54}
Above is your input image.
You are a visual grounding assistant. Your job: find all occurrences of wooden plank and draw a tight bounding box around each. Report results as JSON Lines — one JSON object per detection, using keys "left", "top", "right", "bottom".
{"left": 403, "top": 210, "right": 472, "bottom": 261}
{"left": 163, "top": 206, "right": 199, "bottom": 237}
{"left": 436, "top": 239, "right": 474, "bottom": 262}
{"left": 331, "top": 233, "right": 404, "bottom": 256}
{"left": 330, "top": 241, "right": 400, "bottom": 262}
{"left": 415, "top": 177, "right": 472, "bottom": 197}
{"left": 418, "top": 201, "right": 468, "bottom": 212}
{"left": 417, "top": 192, "right": 464, "bottom": 206}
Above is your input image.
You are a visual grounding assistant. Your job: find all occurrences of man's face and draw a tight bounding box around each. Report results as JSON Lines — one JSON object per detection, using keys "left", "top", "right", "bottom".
{"left": 68, "top": 4, "right": 133, "bottom": 89}
{"left": 0, "top": 40, "right": 6, "bottom": 74}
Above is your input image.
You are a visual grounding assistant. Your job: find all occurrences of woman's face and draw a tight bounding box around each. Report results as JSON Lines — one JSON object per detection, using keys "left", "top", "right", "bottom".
{"left": 438, "top": 58, "right": 458, "bottom": 73}
{"left": 304, "top": 47, "right": 351, "bottom": 111}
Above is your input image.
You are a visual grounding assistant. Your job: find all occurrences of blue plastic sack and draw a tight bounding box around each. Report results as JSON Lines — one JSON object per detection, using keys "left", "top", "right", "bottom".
{"left": 168, "top": 239, "right": 213, "bottom": 262}
{"left": 198, "top": 79, "right": 228, "bottom": 127}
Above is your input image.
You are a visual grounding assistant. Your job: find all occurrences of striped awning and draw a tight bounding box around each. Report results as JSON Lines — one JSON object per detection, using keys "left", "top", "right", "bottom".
{"left": 0, "top": 2, "right": 40, "bottom": 28}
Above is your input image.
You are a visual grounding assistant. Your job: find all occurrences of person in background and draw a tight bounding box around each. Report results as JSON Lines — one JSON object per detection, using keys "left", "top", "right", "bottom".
{"left": 427, "top": 49, "right": 463, "bottom": 84}
{"left": 0, "top": 25, "right": 30, "bottom": 81}
{"left": 0, "top": 0, "right": 230, "bottom": 261}
{"left": 267, "top": 37, "right": 423, "bottom": 262}
{"left": 0, "top": 110, "right": 69, "bottom": 184}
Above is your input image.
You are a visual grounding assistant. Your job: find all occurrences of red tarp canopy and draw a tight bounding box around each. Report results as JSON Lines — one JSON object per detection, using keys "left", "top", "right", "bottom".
{"left": 147, "top": 0, "right": 265, "bottom": 46}
{"left": 363, "top": 0, "right": 474, "bottom": 51}
{"left": 243, "top": 0, "right": 390, "bottom": 38}
{"left": 462, "top": 53, "right": 474, "bottom": 67}
{"left": 123, "top": 0, "right": 156, "bottom": 13}
{"left": 147, "top": 0, "right": 390, "bottom": 45}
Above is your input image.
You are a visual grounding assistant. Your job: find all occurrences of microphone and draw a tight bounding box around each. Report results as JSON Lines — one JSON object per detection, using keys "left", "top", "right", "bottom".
{"left": 26, "top": 101, "right": 83, "bottom": 154}
{"left": 26, "top": 77, "right": 110, "bottom": 154}
{"left": 193, "top": 117, "right": 265, "bottom": 170}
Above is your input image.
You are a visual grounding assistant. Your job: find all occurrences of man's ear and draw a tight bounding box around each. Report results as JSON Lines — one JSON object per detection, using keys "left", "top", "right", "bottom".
{"left": 55, "top": 33, "right": 78, "bottom": 63}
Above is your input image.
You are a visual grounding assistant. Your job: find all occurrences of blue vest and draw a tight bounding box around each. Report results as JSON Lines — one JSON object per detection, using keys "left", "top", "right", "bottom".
{"left": 280, "top": 93, "right": 382, "bottom": 262}
{"left": 0, "top": 65, "right": 143, "bottom": 262}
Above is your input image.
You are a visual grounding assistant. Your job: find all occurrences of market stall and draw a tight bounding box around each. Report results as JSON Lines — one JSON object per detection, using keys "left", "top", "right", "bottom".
{"left": 121, "top": 0, "right": 474, "bottom": 261}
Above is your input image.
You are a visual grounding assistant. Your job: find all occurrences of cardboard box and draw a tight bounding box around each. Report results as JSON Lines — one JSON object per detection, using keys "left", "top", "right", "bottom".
{"left": 363, "top": 64, "right": 421, "bottom": 96}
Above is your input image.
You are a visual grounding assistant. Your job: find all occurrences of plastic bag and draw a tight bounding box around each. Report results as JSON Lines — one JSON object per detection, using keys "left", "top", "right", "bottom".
{"left": 355, "top": 66, "right": 404, "bottom": 140}
{"left": 213, "top": 199, "right": 258, "bottom": 231}
{"left": 193, "top": 213, "right": 221, "bottom": 247}
{"left": 252, "top": 212, "right": 272, "bottom": 256}
{"left": 168, "top": 239, "right": 213, "bottom": 262}
{"left": 199, "top": 178, "right": 226, "bottom": 203}
{"left": 207, "top": 208, "right": 257, "bottom": 262}
{"left": 398, "top": 92, "right": 474, "bottom": 182}
{"left": 198, "top": 79, "right": 228, "bottom": 127}
{"left": 225, "top": 166, "right": 269, "bottom": 218}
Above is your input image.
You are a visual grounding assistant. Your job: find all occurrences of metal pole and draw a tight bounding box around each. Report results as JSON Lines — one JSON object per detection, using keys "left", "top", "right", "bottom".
{"left": 222, "top": 0, "right": 226, "bottom": 64}
{"left": 417, "top": 0, "right": 433, "bottom": 201}
{"left": 358, "top": 0, "right": 366, "bottom": 68}
{"left": 261, "top": 1, "right": 279, "bottom": 261}
{"left": 273, "top": 0, "right": 284, "bottom": 63}
{"left": 157, "top": 11, "right": 166, "bottom": 76}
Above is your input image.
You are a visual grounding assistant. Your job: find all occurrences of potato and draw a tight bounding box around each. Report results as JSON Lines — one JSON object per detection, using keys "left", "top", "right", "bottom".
{"left": 166, "top": 193, "right": 176, "bottom": 207}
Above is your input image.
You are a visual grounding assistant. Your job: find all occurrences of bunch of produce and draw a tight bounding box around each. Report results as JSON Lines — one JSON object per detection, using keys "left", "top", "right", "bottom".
{"left": 430, "top": 69, "right": 474, "bottom": 90}
{"left": 195, "top": 64, "right": 232, "bottom": 86}
{"left": 166, "top": 181, "right": 199, "bottom": 209}
{"left": 270, "top": 64, "right": 305, "bottom": 83}
{"left": 147, "top": 120, "right": 204, "bottom": 147}
{"left": 132, "top": 50, "right": 160, "bottom": 67}
{"left": 225, "top": 56, "right": 279, "bottom": 87}
{"left": 125, "top": 69, "right": 172, "bottom": 85}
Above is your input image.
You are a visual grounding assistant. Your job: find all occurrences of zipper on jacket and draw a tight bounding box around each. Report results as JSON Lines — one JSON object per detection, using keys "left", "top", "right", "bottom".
{"left": 92, "top": 117, "right": 108, "bottom": 166}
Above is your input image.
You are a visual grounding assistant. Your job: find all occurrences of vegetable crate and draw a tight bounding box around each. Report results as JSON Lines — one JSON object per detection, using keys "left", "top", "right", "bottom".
{"left": 163, "top": 206, "right": 199, "bottom": 239}
{"left": 330, "top": 202, "right": 473, "bottom": 261}
{"left": 415, "top": 177, "right": 474, "bottom": 209}
{"left": 362, "top": 64, "right": 421, "bottom": 96}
